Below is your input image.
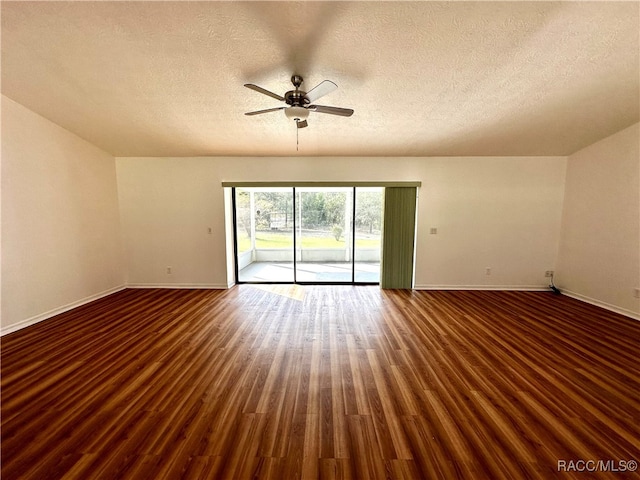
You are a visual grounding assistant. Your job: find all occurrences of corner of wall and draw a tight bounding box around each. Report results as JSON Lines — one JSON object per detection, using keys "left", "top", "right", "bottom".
{"left": 555, "top": 123, "right": 640, "bottom": 319}
{"left": 2, "top": 97, "right": 126, "bottom": 333}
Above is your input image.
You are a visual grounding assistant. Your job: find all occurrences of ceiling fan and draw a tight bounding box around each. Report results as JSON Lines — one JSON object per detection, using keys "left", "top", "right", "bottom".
{"left": 244, "top": 75, "right": 354, "bottom": 129}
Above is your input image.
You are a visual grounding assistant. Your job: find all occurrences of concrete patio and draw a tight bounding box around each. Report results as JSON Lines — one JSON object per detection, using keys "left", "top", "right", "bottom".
{"left": 238, "top": 261, "right": 380, "bottom": 283}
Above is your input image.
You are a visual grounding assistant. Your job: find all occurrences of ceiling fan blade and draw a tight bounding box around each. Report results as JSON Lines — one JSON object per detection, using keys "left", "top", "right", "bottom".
{"left": 245, "top": 106, "right": 286, "bottom": 116}
{"left": 244, "top": 84, "right": 285, "bottom": 101}
{"left": 304, "top": 80, "right": 337, "bottom": 103}
{"left": 296, "top": 119, "right": 308, "bottom": 129}
{"left": 309, "top": 105, "right": 354, "bottom": 117}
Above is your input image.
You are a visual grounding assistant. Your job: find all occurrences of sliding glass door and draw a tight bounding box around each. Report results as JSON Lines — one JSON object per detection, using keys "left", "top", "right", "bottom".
{"left": 234, "top": 186, "right": 383, "bottom": 284}
{"left": 235, "top": 187, "right": 294, "bottom": 282}
{"left": 354, "top": 187, "right": 383, "bottom": 282}
{"left": 295, "top": 187, "right": 354, "bottom": 282}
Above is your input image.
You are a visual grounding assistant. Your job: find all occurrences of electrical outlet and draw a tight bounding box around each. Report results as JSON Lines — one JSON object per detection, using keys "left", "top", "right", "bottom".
{"left": 430, "top": 227, "right": 438, "bottom": 235}
{"left": 545, "top": 270, "right": 554, "bottom": 278}
{"left": 485, "top": 267, "right": 491, "bottom": 276}
{"left": 634, "top": 288, "right": 640, "bottom": 299}
{"left": 167, "top": 266, "right": 172, "bottom": 275}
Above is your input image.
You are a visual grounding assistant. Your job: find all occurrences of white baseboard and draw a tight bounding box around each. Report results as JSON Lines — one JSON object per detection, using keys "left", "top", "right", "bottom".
{"left": 560, "top": 289, "right": 640, "bottom": 321}
{"left": 414, "top": 284, "right": 549, "bottom": 291}
{"left": 1, "top": 285, "right": 126, "bottom": 336}
{"left": 127, "top": 283, "right": 230, "bottom": 290}
{"left": 413, "top": 284, "right": 639, "bottom": 321}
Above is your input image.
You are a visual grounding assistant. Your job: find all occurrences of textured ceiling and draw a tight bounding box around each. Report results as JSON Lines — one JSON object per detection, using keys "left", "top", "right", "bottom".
{"left": 2, "top": 1, "right": 638, "bottom": 157}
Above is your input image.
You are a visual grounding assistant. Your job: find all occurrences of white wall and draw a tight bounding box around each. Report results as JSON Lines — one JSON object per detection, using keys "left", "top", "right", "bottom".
{"left": 1, "top": 96, "right": 125, "bottom": 333}
{"left": 115, "top": 156, "right": 567, "bottom": 290}
{"left": 415, "top": 157, "right": 566, "bottom": 289}
{"left": 557, "top": 123, "right": 640, "bottom": 318}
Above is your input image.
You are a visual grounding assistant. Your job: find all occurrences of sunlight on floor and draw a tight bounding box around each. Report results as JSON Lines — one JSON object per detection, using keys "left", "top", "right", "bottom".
{"left": 250, "top": 283, "right": 306, "bottom": 301}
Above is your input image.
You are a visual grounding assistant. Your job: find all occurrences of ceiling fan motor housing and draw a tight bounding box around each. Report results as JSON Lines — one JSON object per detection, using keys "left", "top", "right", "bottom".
{"left": 284, "top": 90, "right": 310, "bottom": 106}
{"left": 285, "top": 75, "right": 310, "bottom": 107}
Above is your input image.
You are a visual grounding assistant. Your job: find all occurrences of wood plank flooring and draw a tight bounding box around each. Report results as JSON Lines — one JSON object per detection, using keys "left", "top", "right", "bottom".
{"left": 2, "top": 286, "right": 639, "bottom": 479}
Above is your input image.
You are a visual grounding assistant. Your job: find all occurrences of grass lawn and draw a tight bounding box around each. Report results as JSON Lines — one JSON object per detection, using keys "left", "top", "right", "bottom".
{"left": 238, "top": 231, "right": 380, "bottom": 252}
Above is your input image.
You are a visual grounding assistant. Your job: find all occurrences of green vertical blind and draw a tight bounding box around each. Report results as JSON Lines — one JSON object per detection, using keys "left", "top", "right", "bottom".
{"left": 381, "top": 187, "right": 417, "bottom": 289}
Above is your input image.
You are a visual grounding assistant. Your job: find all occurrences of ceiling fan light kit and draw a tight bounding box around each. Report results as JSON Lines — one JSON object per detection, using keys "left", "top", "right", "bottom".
{"left": 284, "top": 106, "right": 309, "bottom": 121}
{"left": 244, "top": 75, "right": 354, "bottom": 146}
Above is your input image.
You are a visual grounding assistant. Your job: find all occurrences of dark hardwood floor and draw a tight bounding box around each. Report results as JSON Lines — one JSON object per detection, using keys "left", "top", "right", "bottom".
{"left": 2, "top": 286, "right": 639, "bottom": 479}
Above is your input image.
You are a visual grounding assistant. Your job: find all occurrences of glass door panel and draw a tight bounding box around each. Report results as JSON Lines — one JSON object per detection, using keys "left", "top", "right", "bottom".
{"left": 235, "top": 187, "right": 294, "bottom": 282}
{"left": 354, "top": 187, "right": 383, "bottom": 283}
{"left": 295, "top": 187, "right": 353, "bottom": 283}
{"left": 234, "top": 186, "right": 383, "bottom": 285}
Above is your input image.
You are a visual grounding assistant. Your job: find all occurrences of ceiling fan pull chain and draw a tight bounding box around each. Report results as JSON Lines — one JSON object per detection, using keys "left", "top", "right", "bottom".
{"left": 296, "top": 125, "right": 299, "bottom": 151}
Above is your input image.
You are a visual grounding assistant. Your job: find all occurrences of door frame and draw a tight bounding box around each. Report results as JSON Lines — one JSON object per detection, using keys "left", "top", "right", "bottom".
{"left": 231, "top": 185, "right": 391, "bottom": 285}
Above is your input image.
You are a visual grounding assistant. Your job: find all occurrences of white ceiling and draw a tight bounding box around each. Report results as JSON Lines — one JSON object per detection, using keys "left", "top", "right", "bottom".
{"left": 2, "top": 1, "right": 638, "bottom": 157}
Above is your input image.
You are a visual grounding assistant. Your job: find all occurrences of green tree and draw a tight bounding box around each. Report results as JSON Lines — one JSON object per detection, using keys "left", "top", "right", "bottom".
{"left": 300, "top": 192, "right": 326, "bottom": 228}
{"left": 356, "top": 191, "right": 382, "bottom": 233}
{"left": 236, "top": 191, "right": 252, "bottom": 237}
{"left": 324, "top": 192, "right": 346, "bottom": 227}
{"left": 256, "top": 192, "right": 292, "bottom": 230}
